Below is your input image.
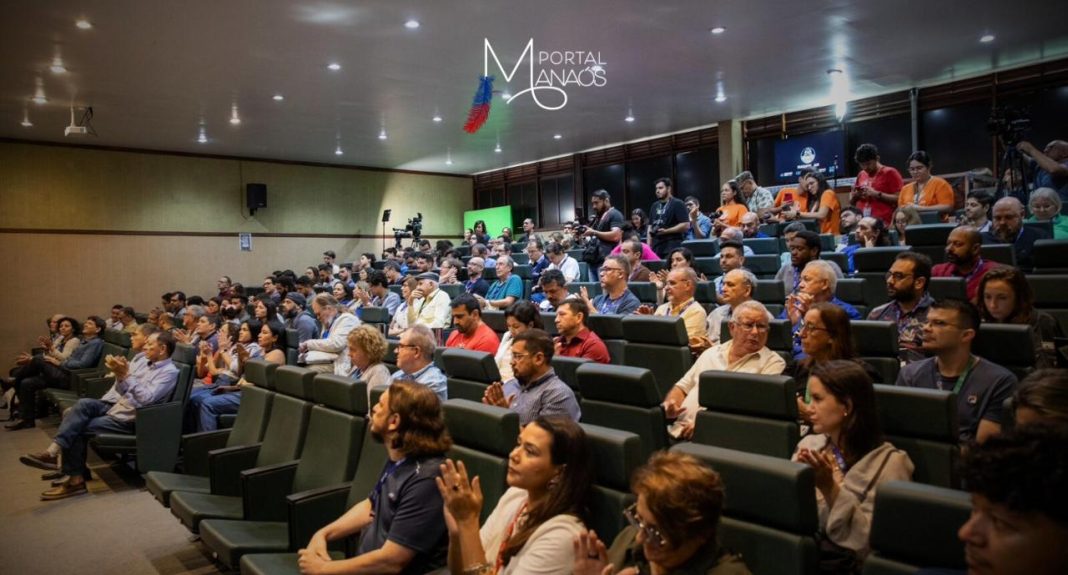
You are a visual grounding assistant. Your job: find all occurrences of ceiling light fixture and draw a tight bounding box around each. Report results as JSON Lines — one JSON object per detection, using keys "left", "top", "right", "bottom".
{"left": 50, "top": 56, "right": 67, "bottom": 74}
{"left": 32, "top": 79, "right": 46, "bottom": 104}
{"left": 229, "top": 104, "right": 241, "bottom": 125}
{"left": 625, "top": 109, "right": 635, "bottom": 123}
{"left": 446, "top": 148, "right": 453, "bottom": 166}
{"left": 979, "top": 33, "right": 996, "bottom": 43}
{"left": 495, "top": 142, "right": 502, "bottom": 153}
{"left": 714, "top": 81, "right": 727, "bottom": 103}
{"left": 553, "top": 133, "right": 562, "bottom": 140}
{"left": 378, "top": 128, "right": 388, "bottom": 140}
{"left": 827, "top": 68, "right": 849, "bottom": 121}
{"left": 197, "top": 127, "right": 207, "bottom": 144}
{"left": 404, "top": 19, "right": 420, "bottom": 29}
{"left": 327, "top": 62, "right": 341, "bottom": 71}
{"left": 335, "top": 146, "right": 344, "bottom": 156}
{"left": 710, "top": 26, "right": 726, "bottom": 35}
{"left": 75, "top": 19, "right": 92, "bottom": 30}
{"left": 20, "top": 107, "right": 32, "bottom": 128}
{"left": 272, "top": 94, "right": 284, "bottom": 101}
{"left": 432, "top": 113, "right": 442, "bottom": 123}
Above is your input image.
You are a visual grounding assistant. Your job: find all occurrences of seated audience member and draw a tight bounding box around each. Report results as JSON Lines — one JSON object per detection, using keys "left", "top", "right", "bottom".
{"left": 496, "top": 301, "right": 543, "bottom": 381}
{"left": 464, "top": 257, "right": 491, "bottom": 298}
{"left": 574, "top": 451, "right": 748, "bottom": 575}
{"left": 7, "top": 316, "right": 105, "bottom": 431}
{"left": 323, "top": 250, "right": 340, "bottom": 274}
{"left": 472, "top": 243, "right": 494, "bottom": 268}
{"left": 297, "top": 381, "right": 451, "bottom": 574}
{"left": 630, "top": 208, "right": 649, "bottom": 239}
{"left": 438, "top": 416, "right": 591, "bottom": 574}
{"left": 281, "top": 292, "right": 318, "bottom": 345}
{"left": 481, "top": 255, "right": 524, "bottom": 310}
{"left": 777, "top": 221, "right": 809, "bottom": 267}
{"left": 982, "top": 196, "right": 1050, "bottom": 269}
{"left": 407, "top": 272, "right": 452, "bottom": 329}
{"left": 702, "top": 269, "right": 762, "bottom": 348}
{"left": 438, "top": 257, "right": 462, "bottom": 286}
{"left": 891, "top": 205, "right": 922, "bottom": 246}
{"left": 412, "top": 252, "right": 434, "bottom": 275}
{"left": 38, "top": 331, "right": 180, "bottom": 500}
{"left": 293, "top": 276, "right": 317, "bottom": 303}
{"left": 118, "top": 306, "right": 139, "bottom": 334}
{"left": 1026, "top": 187, "right": 1068, "bottom": 238}
{"left": 961, "top": 189, "right": 994, "bottom": 233}
{"left": 663, "top": 301, "right": 786, "bottom": 439}
{"left": 685, "top": 194, "right": 715, "bottom": 239}
{"left": 158, "top": 312, "right": 177, "bottom": 333}
{"left": 579, "top": 255, "right": 642, "bottom": 315}
{"left": 782, "top": 260, "right": 861, "bottom": 358}
{"left": 651, "top": 247, "right": 701, "bottom": 305}
{"left": 618, "top": 237, "right": 653, "bottom": 282}
{"left": 13, "top": 316, "right": 80, "bottom": 369}
{"left": 192, "top": 312, "right": 220, "bottom": 353}
{"left": 388, "top": 277, "right": 419, "bottom": 338}
{"left": 786, "top": 171, "right": 841, "bottom": 235}
{"left": 898, "top": 151, "right": 954, "bottom": 221}
{"left": 931, "top": 226, "right": 999, "bottom": 303}
{"left": 537, "top": 268, "right": 573, "bottom": 313}
{"left": 977, "top": 266, "right": 1064, "bottom": 368}
{"left": 332, "top": 281, "right": 358, "bottom": 313}
{"left": 793, "top": 303, "right": 880, "bottom": 421}
{"left": 868, "top": 251, "right": 935, "bottom": 363}
{"left": 204, "top": 297, "right": 223, "bottom": 318}
{"left": 300, "top": 293, "right": 360, "bottom": 374}
{"left": 173, "top": 304, "right": 204, "bottom": 345}
{"left": 794, "top": 361, "right": 914, "bottom": 562}
{"left": 839, "top": 207, "right": 862, "bottom": 236}
{"left": 776, "top": 230, "right": 844, "bottom": 294}
{"left": 609, "top": 229, "right": 659, "bottom": 263}
{"left": 545, "top": 242, "right": 581, "bottom": 284}
{"left": 392, "top": 324, "right": 448, "bottom": 401}
{"left": 841, "top": 216, "right": 891, "bottom": 273}
{"left": 383, "top": 261, "right": 405, "bottom": 286}
{"left": 897, "top": 299, "right": 1017, "bottom": 444}
{"left": 648, "top": 267, "right": 708, "bottom": 346}
{"left": 446, "top": 294, "right": 501, "bottom": 354}
{"left": 262, "top": 276, "right": 283, "bottom": 304}
{"left": 554, "top": 300, "right": 611, "bottom": 364}
{"left": 957, "top": 426, "right": 1068, "bottom": 575}
{"left": 741, "top": 211, "right": 770, "bottom": 238}
{"left": 337, "top": 264, "right": 356, "bottom": 289}
{"left": 713, "top": 240, "right": 746, "bottom": 300}
{"left": 483, "top": 330, "right": 582, "bottom": 424}
{"left": 851, "top": 143, "right": 904, "bottom": 224}
{"left": 106, "top": 304, "right": 124, "bottom": 331}
{"left": 339, "top": 325, "right": 392, "bottom": 402}
{"left": 734, "top": 169, "right": 775, "bottom": 217}
{"left": 1012, "top": 369, "right": 1068, "bottom": 429}
{"left": 359, "top": 252, "right": 377, "bottom": 274}
{"left": 714, "top": 227, "right": 755, "bottom": 257}
{"left": 167, "top": 291, "right": 187, "bottom": 318}
{"left": 516, "top": 217, "right": 540, "bottom": 245}
{"left": 193, "top": 321, "right": 238, "bottom": 384}
{"left": 357, "top": 269, "right": 402, "bottom": 317}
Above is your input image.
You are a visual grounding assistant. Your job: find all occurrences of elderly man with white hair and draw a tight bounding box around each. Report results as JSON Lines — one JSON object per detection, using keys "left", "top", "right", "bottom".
{"left": 391, "top": 324, "right": 448, "bottom": 401}
{"left": 300, "top": 293, "right": 361, "bottom": 373}
{"left": 662, "top": 300, "right": 786, "bottom": 439}
{"left": 780, "top": 259, "right": 861, "bottom": 358}
{"left": 406, "top": 272, "right": 452, "bottom": 329}
{"left": 1026, "top": 187, "right": 1068, "bottom": 239}
{"left": 701, "top": 268, "right": 769, "bottom": 348}
{"left": 650, "top": 267, "right": 708, "bottom": 343}
{"left": 981, "top": 196, "right": 1050, "bottom": 269}
{"left": 479, "top": 254, "right": 524, "bottom": 310}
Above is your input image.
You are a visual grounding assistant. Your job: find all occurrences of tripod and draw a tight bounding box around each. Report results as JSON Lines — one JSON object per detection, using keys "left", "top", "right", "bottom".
{"left": 997, "top": 139, "right": 1030, "bottom": 203}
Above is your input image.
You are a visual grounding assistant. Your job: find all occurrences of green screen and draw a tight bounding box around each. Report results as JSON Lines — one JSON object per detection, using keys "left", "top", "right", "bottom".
{"left": 463, "top": 205, "right": 513, "bottom": 237}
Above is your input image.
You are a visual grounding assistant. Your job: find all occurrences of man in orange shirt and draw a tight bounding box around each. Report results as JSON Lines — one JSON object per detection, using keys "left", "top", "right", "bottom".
{"left": 444, "top": 294, "right": 499, "bottom": 354}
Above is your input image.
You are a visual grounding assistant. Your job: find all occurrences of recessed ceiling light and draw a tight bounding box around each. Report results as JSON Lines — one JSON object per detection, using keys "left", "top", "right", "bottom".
{"left": 404, "top": 19, "right": 420, "bottom": 29}
{"left": 378, "top": 129, "right": 388, "bottom": 140}
{"left": 229, "top": 117, "right": 241, "bottom": 125}
{"left": 710, "top": 26, "right": 726, "bottom": 35}
{"left": 272, "top": 94, "right": 284, "bottom": 101}
{"left": 446, "top": 158, "right": 453, "bottom": 165}
{"left": 432, "top": 114, "right": 443, "bottom": 123}
{"left": 50, "top": 57, "right": 67, "bottom": 74}
{"left": 230, "top": 105, "right": 241, "bottom": 125}
{"left": 32, "top": 95, "right": 47, "bottom": 105}
{"left": 624, "top": 111, "right": 635, "bottom": 123}
{"left": 335, "top": 146, "right": 344, "bottom": 156}
{"left": 75, "top": 19, "right": 92, "bottom": 30}
{"left": 327, "top": 62, "right": 341, "bottom": 71}
{"left": 501, "top": 91, "right": 512, "bottom": 100}
{"left": 553, "top": 134, "right": 562, "bottom": 140}
{"left": 495, "top": 142, "right": 502, "bottom": 153}
{"left": 20, "top": 109, "right": 32, "bottom": 127}
{"left": 714, "top": 94, "right": 727, "bottom": 103}
{"left": 197, "top": 134, "right": 207, "bottom": 144}
{"left": 980, "top": 33, "right": 996, "bottom": 43}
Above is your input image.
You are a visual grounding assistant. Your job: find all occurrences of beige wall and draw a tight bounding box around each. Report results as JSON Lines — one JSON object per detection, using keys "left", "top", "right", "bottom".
{"left": 0, "top": 141, "right": 472, "bottom": 366}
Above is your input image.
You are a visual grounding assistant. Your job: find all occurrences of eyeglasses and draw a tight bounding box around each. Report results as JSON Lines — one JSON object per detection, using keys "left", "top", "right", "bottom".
{"left": 623, "top": 503, "right": 666, "bottom": 548}
{"left": 733, "top": 321, "right": 769, "bottom": 333}
{"left": 396, "top": 343, "right": 420, "bottom": 351}
{"left": 885, "top": 272, "right": 914, "bottom": 282}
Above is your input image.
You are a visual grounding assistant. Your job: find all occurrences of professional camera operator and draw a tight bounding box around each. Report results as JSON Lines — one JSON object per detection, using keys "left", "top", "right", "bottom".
{"left": 580, "top": 189, "right": 624, "bottom": 278}
{"left": 1017, "top": 140, "right": 1068, "bottom": 203}
{"left": 647, "top": 177, "right": 690, "bottom": 259}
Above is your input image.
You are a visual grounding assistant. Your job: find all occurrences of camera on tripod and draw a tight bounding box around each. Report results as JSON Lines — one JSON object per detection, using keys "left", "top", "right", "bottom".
{"left": 987, "top": 105, "right": 1032, "bottom": 147}
{"left": 393, "top": 213, "right": 423, "bottom": 248}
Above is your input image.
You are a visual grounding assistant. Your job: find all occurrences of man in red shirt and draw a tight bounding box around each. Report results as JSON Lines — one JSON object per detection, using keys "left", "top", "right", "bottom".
{"left": 444, "top": 294, "right": 500, "bottom": 354}
{"left": 851, "top": 143, "right": 903, "bottom": 225}
{"left": 553, "top": 300, "right": 611, "bottom": 363}
{"left": 931, "top": 226, "right": 1000, "bottom": 303}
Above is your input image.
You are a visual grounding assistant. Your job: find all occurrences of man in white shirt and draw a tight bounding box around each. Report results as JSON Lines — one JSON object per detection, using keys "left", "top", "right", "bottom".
{"left": 300, "top": 293, "right": 360, "bottom": 374}
{"left": 545, "top": 242, "right": 581, "bottom": 284}
{"left": 406, "top": 272, "right": 451, "bottom": 330}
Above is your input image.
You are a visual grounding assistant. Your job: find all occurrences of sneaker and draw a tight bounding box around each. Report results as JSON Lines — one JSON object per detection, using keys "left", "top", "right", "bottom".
{"left": 41, "top": 480, "right": 87, "bottom": 501}
{"left": 19, "top": 451, "right": 58, "bottom": 471}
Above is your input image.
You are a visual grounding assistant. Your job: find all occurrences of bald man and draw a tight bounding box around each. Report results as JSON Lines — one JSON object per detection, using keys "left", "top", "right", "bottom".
{"left": 932, "top": 226, "right": 1000, "bottom": 303}
{"left": 981, "top": 197, "right": 1050, "bottom": 269}
{"left": 1017, "top": 139, "right": 1068, "bottom": 202}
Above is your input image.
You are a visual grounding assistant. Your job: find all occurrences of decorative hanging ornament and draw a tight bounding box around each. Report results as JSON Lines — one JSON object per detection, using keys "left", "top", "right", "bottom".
{"left": 462, "top": 75, "right": 494, "bottom": 134}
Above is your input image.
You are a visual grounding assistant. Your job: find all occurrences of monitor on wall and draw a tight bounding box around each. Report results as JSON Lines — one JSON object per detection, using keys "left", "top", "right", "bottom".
{"left": 463, "top": 205, "right": 513, "bottom": 237}
{"left": 773, "top": 130, "right": 845, "bottom": 184}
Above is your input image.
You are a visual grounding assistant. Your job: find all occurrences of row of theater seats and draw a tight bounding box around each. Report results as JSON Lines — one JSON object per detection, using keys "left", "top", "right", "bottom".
{"left": 128, "top": 360, "right": 969, "bottom": 575}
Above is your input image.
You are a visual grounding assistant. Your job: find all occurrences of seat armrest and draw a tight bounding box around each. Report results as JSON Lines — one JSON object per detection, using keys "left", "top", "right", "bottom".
{"left": 287, "top": 483, "right": 352, "bottom": 551}
{"left": 133, "top": 402, "right": 184, "bottom": 473}
{"left": 84, "top": 376, "right": 115, "bottom": 399}
{"left": 241, "top": 460, "right": 300, "bottom": 522}
{"left": 208, "top": 443, "right": 262, "bottom": 496}
{"left": 181, "top": 429, "right": 232, "bottom": 476}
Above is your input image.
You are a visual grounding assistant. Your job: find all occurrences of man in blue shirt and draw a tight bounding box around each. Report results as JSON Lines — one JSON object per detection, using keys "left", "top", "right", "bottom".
{"left": 684, "top": 195, "right": 714, "bottom": 240}
{"left": 391, "top": 325, "right": 448, "bottom": 401}
{"left": 482, "top": 329, "right": 581, "bottom": 425}
{"left": 780, "top": 260, "right": 861, "bottom": 358}
{"left": 525, "top": 238, "right": 551, "bottom": 284}
{"left": 581, "top": 255, "right": 642, "bottom": 315}
{"left": 361, "top": 270, "right": 402, "bottom": 317}
{"left": 1017, "top": 139, "right": 1068, "bottom": 202}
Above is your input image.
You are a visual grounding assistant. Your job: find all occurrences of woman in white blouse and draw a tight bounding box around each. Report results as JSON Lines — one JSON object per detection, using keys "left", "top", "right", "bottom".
{"left": 495, "top": 301, "right": 544, "bottom": 381}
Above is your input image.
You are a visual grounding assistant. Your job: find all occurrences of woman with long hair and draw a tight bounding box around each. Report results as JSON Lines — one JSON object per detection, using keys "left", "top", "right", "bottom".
{"left": 891, "top": 205, "right": 922, "bottom": 246}
{"left": 793, "top": 361, "right": 913, "bottom": 563}
{"left": 473, "top": 220, "right": 492, "bottom": 245}
{"left": 438, "top": 416, "right": 593, "bottom": 574}
{"left": 630, "top": 208, "right": 649, "bottom": 240}
{"left": 793, "top": 303, "right": 879, "bottom": 419}
{"left": 388, "top": 276, "right": 420, "bottom": 337}
{"left": 1012, "top": 369, "right": 1068, "bottom": 429}
{"left": 899, "top": 151, "right": 954, "bottom": 221}
{"left": 790, "top": 171, "right": 842, "bottom": 235}
{"left": 496, "top": 301, "right": 544, "bottom": 381}
{"left": 978, "top": 266, "right": 1064, "bottom": 368}
{"left": 716, "top": 180, "right": 749, "bottom": 228}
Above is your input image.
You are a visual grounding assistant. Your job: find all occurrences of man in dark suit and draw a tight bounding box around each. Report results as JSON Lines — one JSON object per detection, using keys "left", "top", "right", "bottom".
{"left": 981, "top": 196, "right": 1049, "bottom": 270}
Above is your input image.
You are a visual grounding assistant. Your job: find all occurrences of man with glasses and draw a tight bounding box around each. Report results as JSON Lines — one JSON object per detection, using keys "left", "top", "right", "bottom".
{"left": 262, "top": 276, "right": 282, "bottom": 305}
{"left": 868, "top": 251, "right": 935, "bottom": 363}
{"left": 481, "top": 329, "right": 580, "bottom": 424}
{"left": 650, "top": 268, "right": 708, "bottom": 343}
{"left": 462, "top": 257, "right": 490, "bottom": 298}
{"left": 662, "top": 300, "right": 786, "bottom": 439}
{"left": 391, "top": 324, "right": 448, "bottom": 401}
{"left": 781, "top": 259, "right": 860, "bottom": 358}
{"left": 525, "top": 238, "right": 550, "bottom": 284}
{"left": 578, "top": 255, "right": 642, "bottom": 315}
{"left": 897, "top": 298, "right": 1017, "bottom": 444}
{"left": 546, "top": 242, "right": 581, "bottom": 284}
{"left": 480, "top": 255, "right": 524, "bottom": 310}
{"left": 981, "top": 196, "right": 1049, "bottom": 270}
{"left": 703, "top": 269, "right": 766, "bottom": 348}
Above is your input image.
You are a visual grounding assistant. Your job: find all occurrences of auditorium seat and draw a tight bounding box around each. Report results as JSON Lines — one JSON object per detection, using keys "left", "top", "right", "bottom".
{"left": 284, "top": 328, "right": 300, "bottom": 365}
{"left": 443, "top": 399, "right": 520, "bottom": 521}
{"left": 854, "top": 247, "right": 909, "bottom": 307}
{"left": 693, "top": 372, "right": 801, "bottom": 458}
{"left": 979, "top": 243, "right": 1016, "bottom": 267}
{"left": 551, "top": 355, "right": 589, "bottom": 396}
{"left": 819, "top": 233, "right": 836, "bottom": 252}
{"left": 1023, "top": 220, "right": 1053, "bottom": 238}
{"left": 973, "top": 323, "right": 1035, "bottom": 378}
{"left": 540, "top": 311, "right": 558, "bottom": 335}
{"left": 383, "top": 340, "right": 398, "bottom": 373}
{"left": 586, "top": 313, "right": 627, "bottom": 364}
{"left": 1031, "top": 239, "right": 1068, "bottom": 273}
{"left": 927, "top": 277, "right": 966, "bottom": 301}
{"left": 480, "top": 309, "right": 507, "bottom": 335}
{"left": 45, "top": 328, "right": 131, "bottom": 409}
{"left": 744, "top": 237, "right": 779, "bottom": 255}
{"left": 145, "top": 360, "right": 278, "bottom": 507}
{"left": 835, "top": 277, "right": 869, "bottom": 316}
{"left": 89, "top": 342, "right": 197, "bottom": 474}
{"left": 863, "top": 481, "right": 970, "bottom": 575}
{"left": 1028, "top": 274, "right": 1068, "bottom": 333}
{"left": 626, "top": 281, "right": 657, "bottom": 304}
{"left": 577, "top": 363, "right": 667, "bottom": 459}
{"left": 681, "top": 239, "right": 719, "bottom": 257}
{"left": 169, "top": 366, "right": 316, "bottom": 533}
{"left": 672, "top": 443, "right": 819, "bottom": 575}
{"left": 873, "top": 384, "right": 960, "bottom": 488}
{"left": 820, "top": 252, "right": 848, "bottom": 273}
{"left": 359, "top": 306, "right": 390, "bottom": 335}
{"left": 904, "top": 224, "right": 956, "bottom": 265}
{"left": 850, "top": 320, "right": 900, "bottom": 384}
{"left": 197, "top": 375, "right": 367, "bottom": 569}
{"left": 582, "top": 423, "right": 641, "bottom": 542}
{"left": 566, "top": 281, "right": 603, "bottom": 299}
{"left": 441, "top": 348, "right": 500, "bottom": 402}
{"left": 438, "top": 283, "right": 464, "bottom": 299}
{"left": 621, "top": 315, "right": 692, "bottom": 389}
{"left": 510, "top": 252, "right": 529, "bottom": 265}
{"left": 754, "top": 279, "right": 786, "bottom": 305}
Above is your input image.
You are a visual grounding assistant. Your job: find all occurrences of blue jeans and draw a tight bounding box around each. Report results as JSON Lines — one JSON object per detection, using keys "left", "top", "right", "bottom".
{"left": 55, "top": 398, "right": 133, "bottom": 479}
{"left": 187, "top": 387, "right": 242, "bottom": 432}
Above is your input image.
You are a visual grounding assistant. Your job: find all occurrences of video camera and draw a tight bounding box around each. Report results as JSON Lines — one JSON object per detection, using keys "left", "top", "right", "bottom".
{"left": 987, "top": 105, "right": 1031, "bottom": 147}
{"left": 393, "top": 212, "right": 423, "bottom": 248}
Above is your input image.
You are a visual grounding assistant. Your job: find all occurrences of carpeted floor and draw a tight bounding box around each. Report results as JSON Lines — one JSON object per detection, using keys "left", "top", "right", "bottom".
{"left": 0, "top": 415, "right": 226, "bottom": 574}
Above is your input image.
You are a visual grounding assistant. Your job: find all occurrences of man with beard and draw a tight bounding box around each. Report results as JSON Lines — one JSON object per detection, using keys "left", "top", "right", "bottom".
{"left": 839, "top": 207, "right": 862, "bottom": 236}
{"left": 981, "top": 196, "right": 1049, "bottom": 269}
{"left": 281, "top": 292, "right": 318, "bottom": 345}
{"left": 868, "top": 252, "right": 935, "bottom": 363}
{"left": 481, "top": 329, "right": 581, "bottom": 425}
{"left": 932, "top": 226, "right": 1000, "bottom": 303}
{"left": 294, "top": 381, "right": 451, "bottom": 574}
{"left": 647, "top": 177, "right": 690, "bottom": 259}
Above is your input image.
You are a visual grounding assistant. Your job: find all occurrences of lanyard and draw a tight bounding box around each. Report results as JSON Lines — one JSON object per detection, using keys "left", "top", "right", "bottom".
{"left": 828, "top": 442, "right": 849, "bottom": 474}
{"left": 369, "top": 458, "right": 405, "bottom": 508}
{"left": 494, "top": 501, "right": 528, "bottom": 573}
{"left": 937, "top": 356, "right": 977, "bottom": 394}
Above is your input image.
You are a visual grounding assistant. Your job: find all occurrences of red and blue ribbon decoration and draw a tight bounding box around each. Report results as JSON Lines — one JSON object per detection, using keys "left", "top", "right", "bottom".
{"left": 462, "top": 75, "right": 494, "bottom": 134}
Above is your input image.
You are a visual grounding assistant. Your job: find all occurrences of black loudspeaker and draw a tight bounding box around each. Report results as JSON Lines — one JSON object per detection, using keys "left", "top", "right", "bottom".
{"left": 246, "top": 183, "right": 267, "bottom": 214}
